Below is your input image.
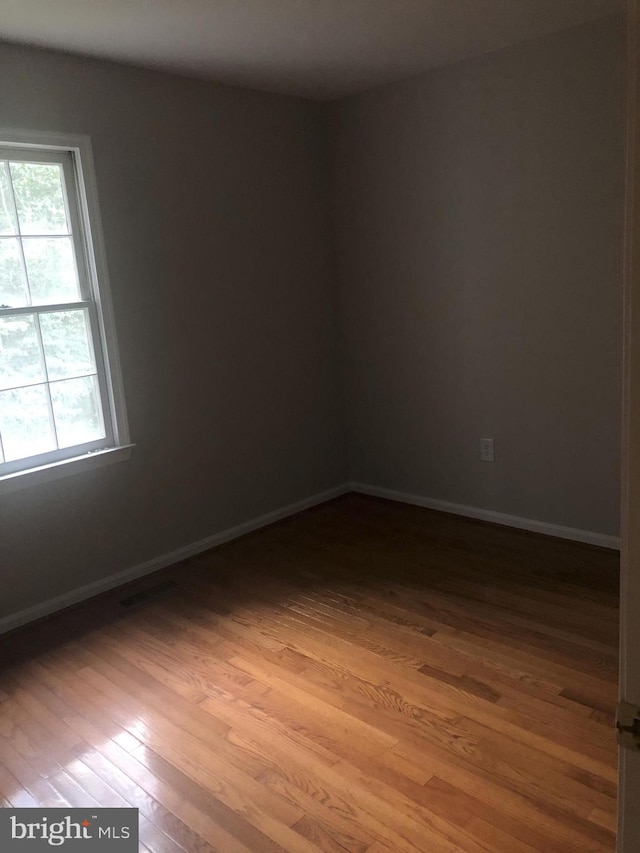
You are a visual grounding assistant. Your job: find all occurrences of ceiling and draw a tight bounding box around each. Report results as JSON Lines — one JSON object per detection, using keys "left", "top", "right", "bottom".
{"left": 0, "top": 0, "right": 622, "bottom": 100}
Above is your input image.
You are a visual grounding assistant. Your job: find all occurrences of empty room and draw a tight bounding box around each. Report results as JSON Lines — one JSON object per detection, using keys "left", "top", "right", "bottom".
{"left": 1, "top": 1, "right": 638, "bottom": 851}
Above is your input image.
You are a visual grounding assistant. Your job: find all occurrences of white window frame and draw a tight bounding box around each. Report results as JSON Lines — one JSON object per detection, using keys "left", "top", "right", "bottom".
{"left": 0, "top": 129, "right": 132, "bottom": 495}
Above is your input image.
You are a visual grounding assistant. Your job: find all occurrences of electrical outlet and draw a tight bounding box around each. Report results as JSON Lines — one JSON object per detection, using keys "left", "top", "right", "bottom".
{"left": 480, "top": 438, "right": 495, "bottom": 462}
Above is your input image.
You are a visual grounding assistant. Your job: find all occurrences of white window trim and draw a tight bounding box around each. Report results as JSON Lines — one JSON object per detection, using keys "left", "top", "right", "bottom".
{"left": 0, "top": 445, "right": 134, "bottom": 496}
{"left": 0, "top": 128, "right": 132, "bottom": 494}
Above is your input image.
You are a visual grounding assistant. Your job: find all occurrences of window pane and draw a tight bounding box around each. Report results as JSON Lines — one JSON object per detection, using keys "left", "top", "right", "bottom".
{"left": 0, "top": 383, "right": 56, "bottom": 461}
{"left": 23, "top": 237, "right": 80, "bottom": 304}
{"left": 0, "top": 238, "right": 29, "bottom": 307}
{"left": 40, "top": 309, "right": 94, "bottom": 380}
{"left": 10, "top": 162, "right": 69, "bottom": 236}
{"left": 0, "top": 314, "right": 45, "bottom": 391}
{"left": 0, "top": 163, "right": 18, "bottom": 236}
{"left": 50, "top": 374, "right": 104, "bottom": 448}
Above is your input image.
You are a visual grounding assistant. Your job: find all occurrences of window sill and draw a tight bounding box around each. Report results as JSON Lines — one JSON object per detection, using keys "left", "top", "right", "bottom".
{"left": 0, "top": 444, "right": 134, "bottom": 497}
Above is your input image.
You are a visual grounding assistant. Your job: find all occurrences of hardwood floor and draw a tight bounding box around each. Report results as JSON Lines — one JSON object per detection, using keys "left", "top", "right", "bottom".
{"left": 0, "top": 494, "right": 619, "bottom": 852}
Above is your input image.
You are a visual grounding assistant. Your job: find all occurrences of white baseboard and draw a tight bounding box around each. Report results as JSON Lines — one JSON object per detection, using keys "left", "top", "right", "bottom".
{"left": 349, "top": 482, "right": 621, "bottom": 551}
{"left": 0, "top": 484, "right": 350, "bottom": 636}
{"left": 1, "top": 480, "right": 618, "bottom": 636}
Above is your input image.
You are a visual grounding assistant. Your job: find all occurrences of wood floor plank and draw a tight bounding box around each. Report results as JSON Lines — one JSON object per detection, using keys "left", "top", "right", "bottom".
{"left": 0, "top": 680, "right": 196, "bottom": 852}
{"left": 13, "top": 661, "right": 223, "bottom": 852}
{"left": 0, "top": 494, "right": 619, "bottom": 851}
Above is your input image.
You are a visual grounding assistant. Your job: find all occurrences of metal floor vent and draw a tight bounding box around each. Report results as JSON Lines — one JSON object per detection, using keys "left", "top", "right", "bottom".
{"left": 120, "top": 580, "right": 178, "bottom": 609}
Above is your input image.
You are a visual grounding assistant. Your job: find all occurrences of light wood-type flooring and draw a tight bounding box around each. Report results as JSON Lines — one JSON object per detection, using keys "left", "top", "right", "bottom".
{"left": 0, "top": 494, "right": 620, "bottom": 852}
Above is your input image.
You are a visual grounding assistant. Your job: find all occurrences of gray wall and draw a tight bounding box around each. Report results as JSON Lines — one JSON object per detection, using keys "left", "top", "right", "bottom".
{"left": 329, "top": 16, "right": 625, "bottom": 536}
{"left": 0, "top": 44, "right": 346, "bottom": 618}
{"left": 0, "top": 18, "right": 625, "bottom": 621}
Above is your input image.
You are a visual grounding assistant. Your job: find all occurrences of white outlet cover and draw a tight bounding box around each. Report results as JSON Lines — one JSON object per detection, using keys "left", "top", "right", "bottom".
{"left": 480, "top": 438, "right": 495, "bottom": 462}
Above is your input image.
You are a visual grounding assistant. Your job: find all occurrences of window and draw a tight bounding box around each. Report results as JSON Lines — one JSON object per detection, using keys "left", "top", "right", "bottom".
{"left": 0, "top": 131, "right": 130, "bottom": 492}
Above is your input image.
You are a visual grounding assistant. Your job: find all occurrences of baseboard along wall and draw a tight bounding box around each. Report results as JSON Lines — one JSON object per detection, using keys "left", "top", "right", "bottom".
{"left": 0, "top": 485, "right": 349, "bottom": 636}
{"left": 0, "top": 481, "right": 619, "bottom": 635}
{"left": 349, "top": 482, "right": 621, "bottom": 551}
